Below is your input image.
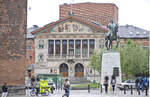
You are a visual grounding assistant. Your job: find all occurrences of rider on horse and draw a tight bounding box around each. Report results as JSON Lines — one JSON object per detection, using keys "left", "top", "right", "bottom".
{"left": 105, "top": 19, "right": 119, "bottom": 50}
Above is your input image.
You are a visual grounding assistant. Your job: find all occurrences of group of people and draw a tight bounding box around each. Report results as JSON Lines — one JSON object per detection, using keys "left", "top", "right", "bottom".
{"left": 103, "top": 75, "right": 116, "bottom": 93}
{"left": 135, "top": 76, "right": 149, "bottom": 92}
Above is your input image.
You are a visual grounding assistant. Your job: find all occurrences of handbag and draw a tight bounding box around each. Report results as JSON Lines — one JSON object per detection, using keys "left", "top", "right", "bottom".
{"left": 109, "top": 85, "right": 112, "bottom": 91}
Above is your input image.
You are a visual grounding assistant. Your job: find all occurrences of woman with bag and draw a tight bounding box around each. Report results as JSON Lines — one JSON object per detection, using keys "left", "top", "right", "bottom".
{"left": 103, "top": 76, "right": 109, "bottom": 93}
{"left": 110, "top": 75, "right": 116, "bottom": 93}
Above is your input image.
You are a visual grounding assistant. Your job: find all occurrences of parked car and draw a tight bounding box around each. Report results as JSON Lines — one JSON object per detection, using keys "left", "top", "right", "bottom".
{"left": 117, "top": 80, "right": 136, "bottom": 90}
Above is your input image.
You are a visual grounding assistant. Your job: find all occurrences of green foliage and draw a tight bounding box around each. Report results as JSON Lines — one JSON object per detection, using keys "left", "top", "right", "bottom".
{"left": 89, "top": 49, "right": 105, "bottom": 72}
{"left": 71, "top": 83, "right": 100, "bottom": 88}
{"left": 120, "top": 39, "right": 149, "bottom": 78}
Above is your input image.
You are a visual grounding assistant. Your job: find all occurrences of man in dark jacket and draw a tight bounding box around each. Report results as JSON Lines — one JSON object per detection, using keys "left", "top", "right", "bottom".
{"left": 1, "top": 83, "right": 8, "bottom": 97}
{"left": 62, "top": 79, "right": 70, "bottom": 97}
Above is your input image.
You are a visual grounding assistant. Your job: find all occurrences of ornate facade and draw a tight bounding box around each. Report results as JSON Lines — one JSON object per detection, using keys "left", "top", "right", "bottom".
{"left": 31, "top": 16, "right": 107, "bottom": 80}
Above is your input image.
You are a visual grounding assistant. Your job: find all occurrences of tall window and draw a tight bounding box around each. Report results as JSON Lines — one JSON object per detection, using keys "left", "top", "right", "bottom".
{"left": 82, "top": 39, "right": 88, "bottom": 55}
{"left": 75, "top": 40, "right": 81, "bottom": 54}
{"left": 89, "top": 39, "right": 95, "bottom": 54}
{"left": 55, "top": 40, "right": 60, "bottom": 54}
{"left": 69, "top": 40, "right": 74, "bottom": 54}
{"left": 48, "top": 40, "right": 54, "bottom": 54}
{"left": 62, "top": 40, "right": 67, "bottom": 54}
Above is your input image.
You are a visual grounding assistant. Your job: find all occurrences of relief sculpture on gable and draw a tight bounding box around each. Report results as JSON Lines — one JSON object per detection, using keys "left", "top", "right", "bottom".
{"left": 50, "top": 21, "right": 93, "bottom": 33}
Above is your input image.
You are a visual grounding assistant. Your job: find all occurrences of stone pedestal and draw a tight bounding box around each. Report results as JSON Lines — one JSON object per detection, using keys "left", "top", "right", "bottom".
{"left": 101, "top": 51, "right": 122, "bottom": 85}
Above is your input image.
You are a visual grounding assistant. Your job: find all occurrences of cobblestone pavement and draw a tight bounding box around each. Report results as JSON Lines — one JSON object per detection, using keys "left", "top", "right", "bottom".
{"left": 9, "top": 89, "right": 149, "bottom": 97}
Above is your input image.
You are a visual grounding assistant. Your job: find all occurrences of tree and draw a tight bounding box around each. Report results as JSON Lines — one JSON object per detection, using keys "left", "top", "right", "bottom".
{"left": 120, "top": 40, "right": 149, "bottom": 79}
{"left": 89, "top": 49, "right": 105, "bottom": 72}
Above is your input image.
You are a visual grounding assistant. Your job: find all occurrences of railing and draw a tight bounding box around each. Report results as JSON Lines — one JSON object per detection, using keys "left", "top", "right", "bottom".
{"left": 47, "top": 54, "right": 92, "bottom": 59}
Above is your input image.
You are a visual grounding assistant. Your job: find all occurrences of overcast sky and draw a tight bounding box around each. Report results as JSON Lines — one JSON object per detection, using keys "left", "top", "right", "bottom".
{"left": 27, "top": 0, "right": 150, "bottom": 31}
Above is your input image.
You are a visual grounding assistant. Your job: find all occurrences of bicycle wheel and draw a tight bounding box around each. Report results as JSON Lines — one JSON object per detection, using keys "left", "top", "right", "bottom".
{"left": 44, "top": 90, "right": 49, "bottom": 96}
{"left": 30, "top": 90, "right": 36, "bottom": 96}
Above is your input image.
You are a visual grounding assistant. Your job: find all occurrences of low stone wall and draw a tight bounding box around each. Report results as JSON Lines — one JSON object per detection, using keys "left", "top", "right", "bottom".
{"left": 0, "top": 86, "right": 26, "bottom": 96}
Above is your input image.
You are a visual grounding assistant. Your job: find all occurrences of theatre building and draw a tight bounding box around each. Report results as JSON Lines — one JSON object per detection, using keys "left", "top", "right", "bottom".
{"left": 31, "top": 16, "right": 108, "bottom": 79}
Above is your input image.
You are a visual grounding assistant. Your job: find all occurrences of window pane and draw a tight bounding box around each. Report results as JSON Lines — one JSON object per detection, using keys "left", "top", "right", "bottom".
{"left": 55, "top": 40, "right": 60, "bottom": 54}
{"left": 62, "top": 40, "right": 67, "bottom": 54}
{"left": 48, "top": 40, "right": 54, "bottom": 54}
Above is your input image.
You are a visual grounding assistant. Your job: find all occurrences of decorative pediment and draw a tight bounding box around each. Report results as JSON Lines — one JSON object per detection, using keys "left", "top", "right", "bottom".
{"left": 31, "top": 16, "right": 108, "bottom": 35}
{"left": 50, "top": 20, "right": 93, "bottom": 33}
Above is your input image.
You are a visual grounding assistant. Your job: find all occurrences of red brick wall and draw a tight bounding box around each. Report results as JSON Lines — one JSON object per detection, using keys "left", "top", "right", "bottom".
{"left": 0, "top": 0, "right": 27, "bottom": 85}
{"left": 26, "top": 39, "right": 35, "bottom": 68}
{"left": 60, "top": 3, "right": 118, "bottom": 26}
{"left": 119, "top": 38, "right": 149, "bottom": 47}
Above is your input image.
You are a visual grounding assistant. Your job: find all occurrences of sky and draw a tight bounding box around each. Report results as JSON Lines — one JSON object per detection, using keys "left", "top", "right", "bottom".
{"left": 27, "top": 0, "right": 150, "bottom": 31}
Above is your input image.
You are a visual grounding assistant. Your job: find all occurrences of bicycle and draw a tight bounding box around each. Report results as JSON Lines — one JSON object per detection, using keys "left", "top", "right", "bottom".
{"left": 30, "top": 88, "right": 37, "bottom": 96}
{"left": 30, "top": 87, "right": 50, "bottom": 96}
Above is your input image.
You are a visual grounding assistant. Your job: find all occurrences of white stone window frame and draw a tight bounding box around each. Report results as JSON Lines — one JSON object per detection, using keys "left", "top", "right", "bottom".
{"left": 38, "top": 40, "right": 44, "bottom": 49}
{"left": 38, "top": 54, "right": 44, "bottom": 62}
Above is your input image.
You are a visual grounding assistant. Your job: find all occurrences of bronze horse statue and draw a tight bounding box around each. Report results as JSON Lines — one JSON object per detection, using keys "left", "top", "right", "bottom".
{"left": 105, "top": 20, "right": 119, "bottom": 50}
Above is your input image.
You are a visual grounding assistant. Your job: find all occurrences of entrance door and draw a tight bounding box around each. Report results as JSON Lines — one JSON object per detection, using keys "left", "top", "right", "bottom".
{"left": 75, "top": 63, "right": 84, "bottom": 77}
{"left": 59, "top": 63, "right": 68, "bottom": 77}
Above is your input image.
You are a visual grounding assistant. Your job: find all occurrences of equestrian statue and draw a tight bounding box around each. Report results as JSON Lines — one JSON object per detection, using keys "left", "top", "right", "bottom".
{"left": 105, "top": 20, "right": 119, "bottom": 50}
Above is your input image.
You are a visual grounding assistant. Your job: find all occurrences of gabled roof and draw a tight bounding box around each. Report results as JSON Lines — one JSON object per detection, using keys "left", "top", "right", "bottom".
{"left": 31, "top": 16, "right": 108, "bottom": 35}
{"left": 118, "top": 25, "right": 150, "bottom": 39}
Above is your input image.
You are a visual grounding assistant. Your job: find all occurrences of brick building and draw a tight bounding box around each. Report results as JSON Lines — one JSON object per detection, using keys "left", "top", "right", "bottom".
{"left": 60, "top": 2, "right": 118, "bottom": 26}
{"left": 0, "top": 0, "right": 27, "bottom": 86}
{"left": 118, "top": 25, "right": 149, "bottom": 48}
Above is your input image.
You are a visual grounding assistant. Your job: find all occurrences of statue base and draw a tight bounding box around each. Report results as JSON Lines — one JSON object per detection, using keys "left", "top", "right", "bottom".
{"left": 100, "top": 51, "right": 122, "bottom": 85}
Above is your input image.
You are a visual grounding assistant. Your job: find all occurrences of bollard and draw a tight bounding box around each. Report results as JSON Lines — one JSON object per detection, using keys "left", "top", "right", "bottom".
{"left": 100, "top": 84, "right": 103, "bottom": 93}
{"left": 131, "top": 85, "right": 133, "bottom": 95}
{"left": 124, "top": 86, "right": 126, "bottom": 94}
{"left": 88, "top": 84, "right": 90, "bottom": 93}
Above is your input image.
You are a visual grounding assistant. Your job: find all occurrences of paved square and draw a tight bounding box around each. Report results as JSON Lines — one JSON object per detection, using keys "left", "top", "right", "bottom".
{"left": 9, "top": 90, "right": 149, "bottom": 97}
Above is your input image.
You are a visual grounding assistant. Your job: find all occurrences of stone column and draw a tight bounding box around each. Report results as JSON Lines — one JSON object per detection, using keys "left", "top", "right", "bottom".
{"left": 60, "top": 39, "right": 62, "bottom": 58}
{"left": 67, "top": 39, "right": 69, "bottom": 57}
{"left": 81, "top": 39, "right": 82, "bottom": 58}
{"left": 54, "top": 39, "right": 56, "bottom": 58}
{"left": 88, "top": 39, "right": 89, "bottom": 58}
{"left": 74, "top": 39, "right": 75, "bottom": 57}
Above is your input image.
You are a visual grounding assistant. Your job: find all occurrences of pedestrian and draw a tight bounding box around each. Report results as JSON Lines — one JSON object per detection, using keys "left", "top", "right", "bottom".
{"left": 135, "top": 77, "right": 140, "bottom": 91}
{"left": 1, "top": 83, "right": 8, "bottom": 97}
{"left": 140, "top": 76, "right": 145, "bottom": 92}
{"left": 110, "top": 75, "right": 116, "bottom": 93}
{"left": 103, "top": 76, "right": 109, "bottom": 93}
{"left": 35, "top": 78, "right": 40, "bottom": 96}
{"left": 143, "top": 76, "right": 148, "bottom": 90}
{"left": 62, "top": 79, "right": 70, "bottom": 97}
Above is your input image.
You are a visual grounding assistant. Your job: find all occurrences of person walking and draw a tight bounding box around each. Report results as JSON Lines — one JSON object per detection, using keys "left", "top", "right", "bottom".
{"left": 1, "top": 83, "right": 8, "bottom": 97}
{"left": 103, "top": 76, "right": 109, "bottom": 93}
{"left": 35, "top": 78, "right": 40, "bottom": 96}
{"left": 62, "top": 79, "right": 70, "bottom": 97}
{"left": 135, "top": 77, "right": 140, "bottom": 92}
{"left": 110, "top": 75, "right": 116, "bottom": 93}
